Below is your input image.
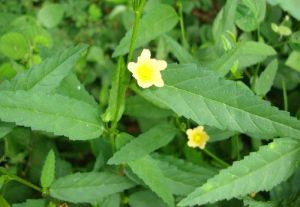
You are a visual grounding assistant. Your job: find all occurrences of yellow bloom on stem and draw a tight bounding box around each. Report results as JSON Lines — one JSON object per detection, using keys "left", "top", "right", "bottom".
{"left": 127, "top": 49, "right": 167, "bottom": 88}
{"left": 186, "top": 126, "right": 209, "bottom": 149}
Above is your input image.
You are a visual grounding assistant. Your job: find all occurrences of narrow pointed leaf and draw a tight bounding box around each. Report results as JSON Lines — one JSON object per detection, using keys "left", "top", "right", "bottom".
{"left": 128, "top": 156, "right": 174, "bottom": 207}
{"left": 113, "top": 4, "right": 178, "bottom": 57}
{"left": 0, "top": 90, "right": 103, "bottom": 140}
{"left": 179, "top": 138, "right": 300, "bottom": 206}
{"left": 108, "top": 124, "right": 176, "bottom": 165}
{"left": 50, "top": 172, "right": 135, "bottom": 203}
{"left": 144, "top": 64, "right": 300, "bottom": 139}
{"left": 41, "top": 149, "right": 56, "bottom": 188}
{"left": 0, "top": 44, "right": 88, "bottom": 93}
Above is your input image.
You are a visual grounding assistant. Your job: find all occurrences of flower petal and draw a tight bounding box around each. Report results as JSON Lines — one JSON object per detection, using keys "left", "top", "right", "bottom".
{"left": 138, "top": 49, "right": 151, "bottom": 61}
{"left": 137, "top": 80, "right": 152, "bottom": 88}
{"left": 128, "top": 62, "right": 137, "bottom": 73}
{"left": 154, "top": 77, "right": 164, "bottom": 87}
{"left": 155, "top": 60, "right": 167, "bottom": 71}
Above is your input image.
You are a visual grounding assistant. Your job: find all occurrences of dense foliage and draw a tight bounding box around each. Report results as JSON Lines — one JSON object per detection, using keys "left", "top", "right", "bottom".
{"left": 0, "top": 0, "right": 300, "bottom": 206}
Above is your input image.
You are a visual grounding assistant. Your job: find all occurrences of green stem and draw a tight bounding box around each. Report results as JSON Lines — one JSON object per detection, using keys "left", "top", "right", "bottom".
{"left": 282, "top": 79, "right": 288, "bottom": 111}
{"left": 0, "top": 167, "right": 43, "bottom": 193}
{"left": 177, "top": 0, "right": 188, "bottom": 49}
{"left": 203, "top": 149, "right": 230, "bottom": 168}
{"left": 127, "top": 0, "right": 145, "bottom": 63}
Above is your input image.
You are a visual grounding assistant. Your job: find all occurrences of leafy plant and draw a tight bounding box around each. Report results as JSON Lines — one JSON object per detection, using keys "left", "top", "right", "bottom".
{"left": 0, "top": 0, "right": 299, "bottom": 207}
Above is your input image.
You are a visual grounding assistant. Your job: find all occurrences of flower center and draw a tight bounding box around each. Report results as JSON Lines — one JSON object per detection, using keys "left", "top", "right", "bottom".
{"left": 136, "top": 62, "right": 155, "bottom": 82}
{"left": 193, "top": 133, "right": 203, "bottom": 143}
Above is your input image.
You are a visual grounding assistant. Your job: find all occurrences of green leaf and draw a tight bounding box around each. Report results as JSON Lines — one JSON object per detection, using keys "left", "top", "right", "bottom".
{"left": 56, "top": 74, "right": 98, "bottom": 107}
{"left": 208, "top": 41, "right": 276, "bottom": 76}
{"left": 254, "top": 59, "right": 278, "bottom": 96}
{"left": 143, "top": 64, "right": 300, "bottom": 139}
{"left": 289, "top": 31, "right": 300, "bottom": 51}
{"left": 12, "top": 199, "right": 46, "bottom": 207}
{"left": 0, "top": 194, "right": 10, "bottom": 207}
{"left": 0, "top": 32, "right": 29, "bottom": 60}
{"left": 179, "top": 138, "right": 300, "bottom": 206}
{"left": 113, "top": 4, "right": 178, "bottom": 57}
{"left": 235, "top": 0, "right": 266, "bottom": 32}
{"left": 38, "top": 3, "right": 65, "bottom": 28}
{"left": 40, "top": 149, "right": 55, "bottom": 188}
{"left": 0, "top": 45, "right": 88, "bottom": 93}
{"left": 96, "top": 194, "right": 120, "bottom": 207}
{"left": 212, "top": 0, "right": 238, "bottom": 42}
{"left": 128, "top": 156, "right": 174, "bottom": 207}
{"left": 153, "top": 154, "right": 216, "bottom": 195}
{"left": 0, "top": 90, "right": 103, "bottom": 140}
{"left": 108, "top": 124, "right": 176, "bottom": 165}
{"left": 0, "top": 122, "right": 14, "bottom": 139}
{"left": 267, "top": 0, "right": 300, "bottom": 20}
{"left": 102, "top": 57, "right": 126, "bottom": 122}
{"left": 129, "top": 190, "right": 167, "bottom": 207}
{"left": 285, "top": 51, "right": 300, "bottom": 72}
{"left": 125, "top": 95, "right": 172, "bottom": 119}
{"left": 163, "top": 35, "right": 197, "bottom": 64}
{"left": 49, "top": 171, "right": 135, "bottom": 203}
{"left": 243, "top": 198, "right": 279, "bottom": 207}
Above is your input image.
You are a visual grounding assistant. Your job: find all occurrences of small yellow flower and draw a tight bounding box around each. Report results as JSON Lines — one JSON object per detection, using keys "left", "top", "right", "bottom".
{"left": 186, "top": 126, "right": 209, "bottom": 149}
{"left": 127, "top": 49, "right": 167, "bottom": 88}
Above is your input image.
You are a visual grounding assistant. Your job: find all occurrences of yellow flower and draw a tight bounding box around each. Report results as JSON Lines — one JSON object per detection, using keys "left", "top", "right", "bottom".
{"left": 186, "top": 126, "right": 209, "bottom": 149}
{"left": 127, "top": 49, "right": 167, "bottom": 88}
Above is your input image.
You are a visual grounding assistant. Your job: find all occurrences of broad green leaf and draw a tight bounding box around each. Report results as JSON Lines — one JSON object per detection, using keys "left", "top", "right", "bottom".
{"left": 285, "top": 51, "right": 300, "bottom": 72}
{"left": 103, "top": 57, "right": 126, "bottom": 122}
{"left": 125, "top": 95, "right": 172, "bottom": 119}
{"left": 208, "top": 41, "right": 276, "bottom": 76}
{"left": 0, "top": 32, "right": 29, "bottom": 60}
{"left": 144, "top": 64, "right": 300, "bottom": 139}
{"left": 235, "top": 0, "right": 266, "bottom": 32}
{"left": 12, "top": 199, "right": 46, "bottom": 207}
{"left": 50, "top": 172, "right": 135, "bottom": 203}
{"left": 179, "top": 138, "right": 300, "bottom": 206}
{"left": 128, "top": 156, "right": 174, "bottom": 207}
{"left": 267, "top": 0, "right": 300, "bottom": 20}
{"left": 38, "top": 3, "right": 65, "bottom": 28}
{"left": 153, "top": 154, "right": 216, "bottom": 195}
{"left": 40, "top": 149, "right": 55, "bottom": 188}
{"left": 108, "top": 124, "right": 176, "bottom": 165}
{"left": 0, "top": 122, "right": 14, "bottom": 139}
{"left": 113, "top": 4, "right": 178, "bottom": 57}
{"left": 56, "top": 74, "right": 98, "bottom": 107}
{"left": 254, "top": 59, "right": 278, "bottom": 96}
{"left": 0, "top": 45, "right": 88, "bottom": 93}
{"left": 129, "top": 190, "right": 167, "bottom": 207}
{"left": 0, "top": 90, "right": 103, "bottom": 140}
{"left": 163, "top": 35, "right": 197, "bottom": 64}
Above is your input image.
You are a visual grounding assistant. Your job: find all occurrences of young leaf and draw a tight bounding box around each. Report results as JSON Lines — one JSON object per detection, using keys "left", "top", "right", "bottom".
{"left": 208, "top": 41, "right": 276, "bottom": 76}
{"left": 153, "top": 154, "right": 217, "bottom": 195}
{"left": 0, "top": 90, "right": 103, "bottom": 140}
{"left": 254, "top": 59, "right": 278, "bottom": 96}
{"left": 0, "top": 44, "right": 88, "bottom": 93}
{"left": 285, "top": 51, "right": 300, "bottom": 72}
{"left": 179, "top": 138, "right": 300, "bottom": 206}
{"left": 40, "top": 149, "right": 55, "bottom": 188}
{"left": 108, "top": 124, "right": 176, "bottom": 165}
{"left": 128, "top": 156, "right": 174, "bottom": 207}
{"left": 113, "top": 4, "right": 178, "bottom": 57}
{"left": 38, "top": 3, "right": 65, "bottom": 28}
{"left": 235, "top": 0, "right": 266, "bottom": 32}
{"left": 144, "top": 64, "right": 300, "bottom": 139}
{"left": 163, "top": 35, "right": 197, "bottom": 64}
{"left": 49, "top": 172, "right": 135, "bottom": 203}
